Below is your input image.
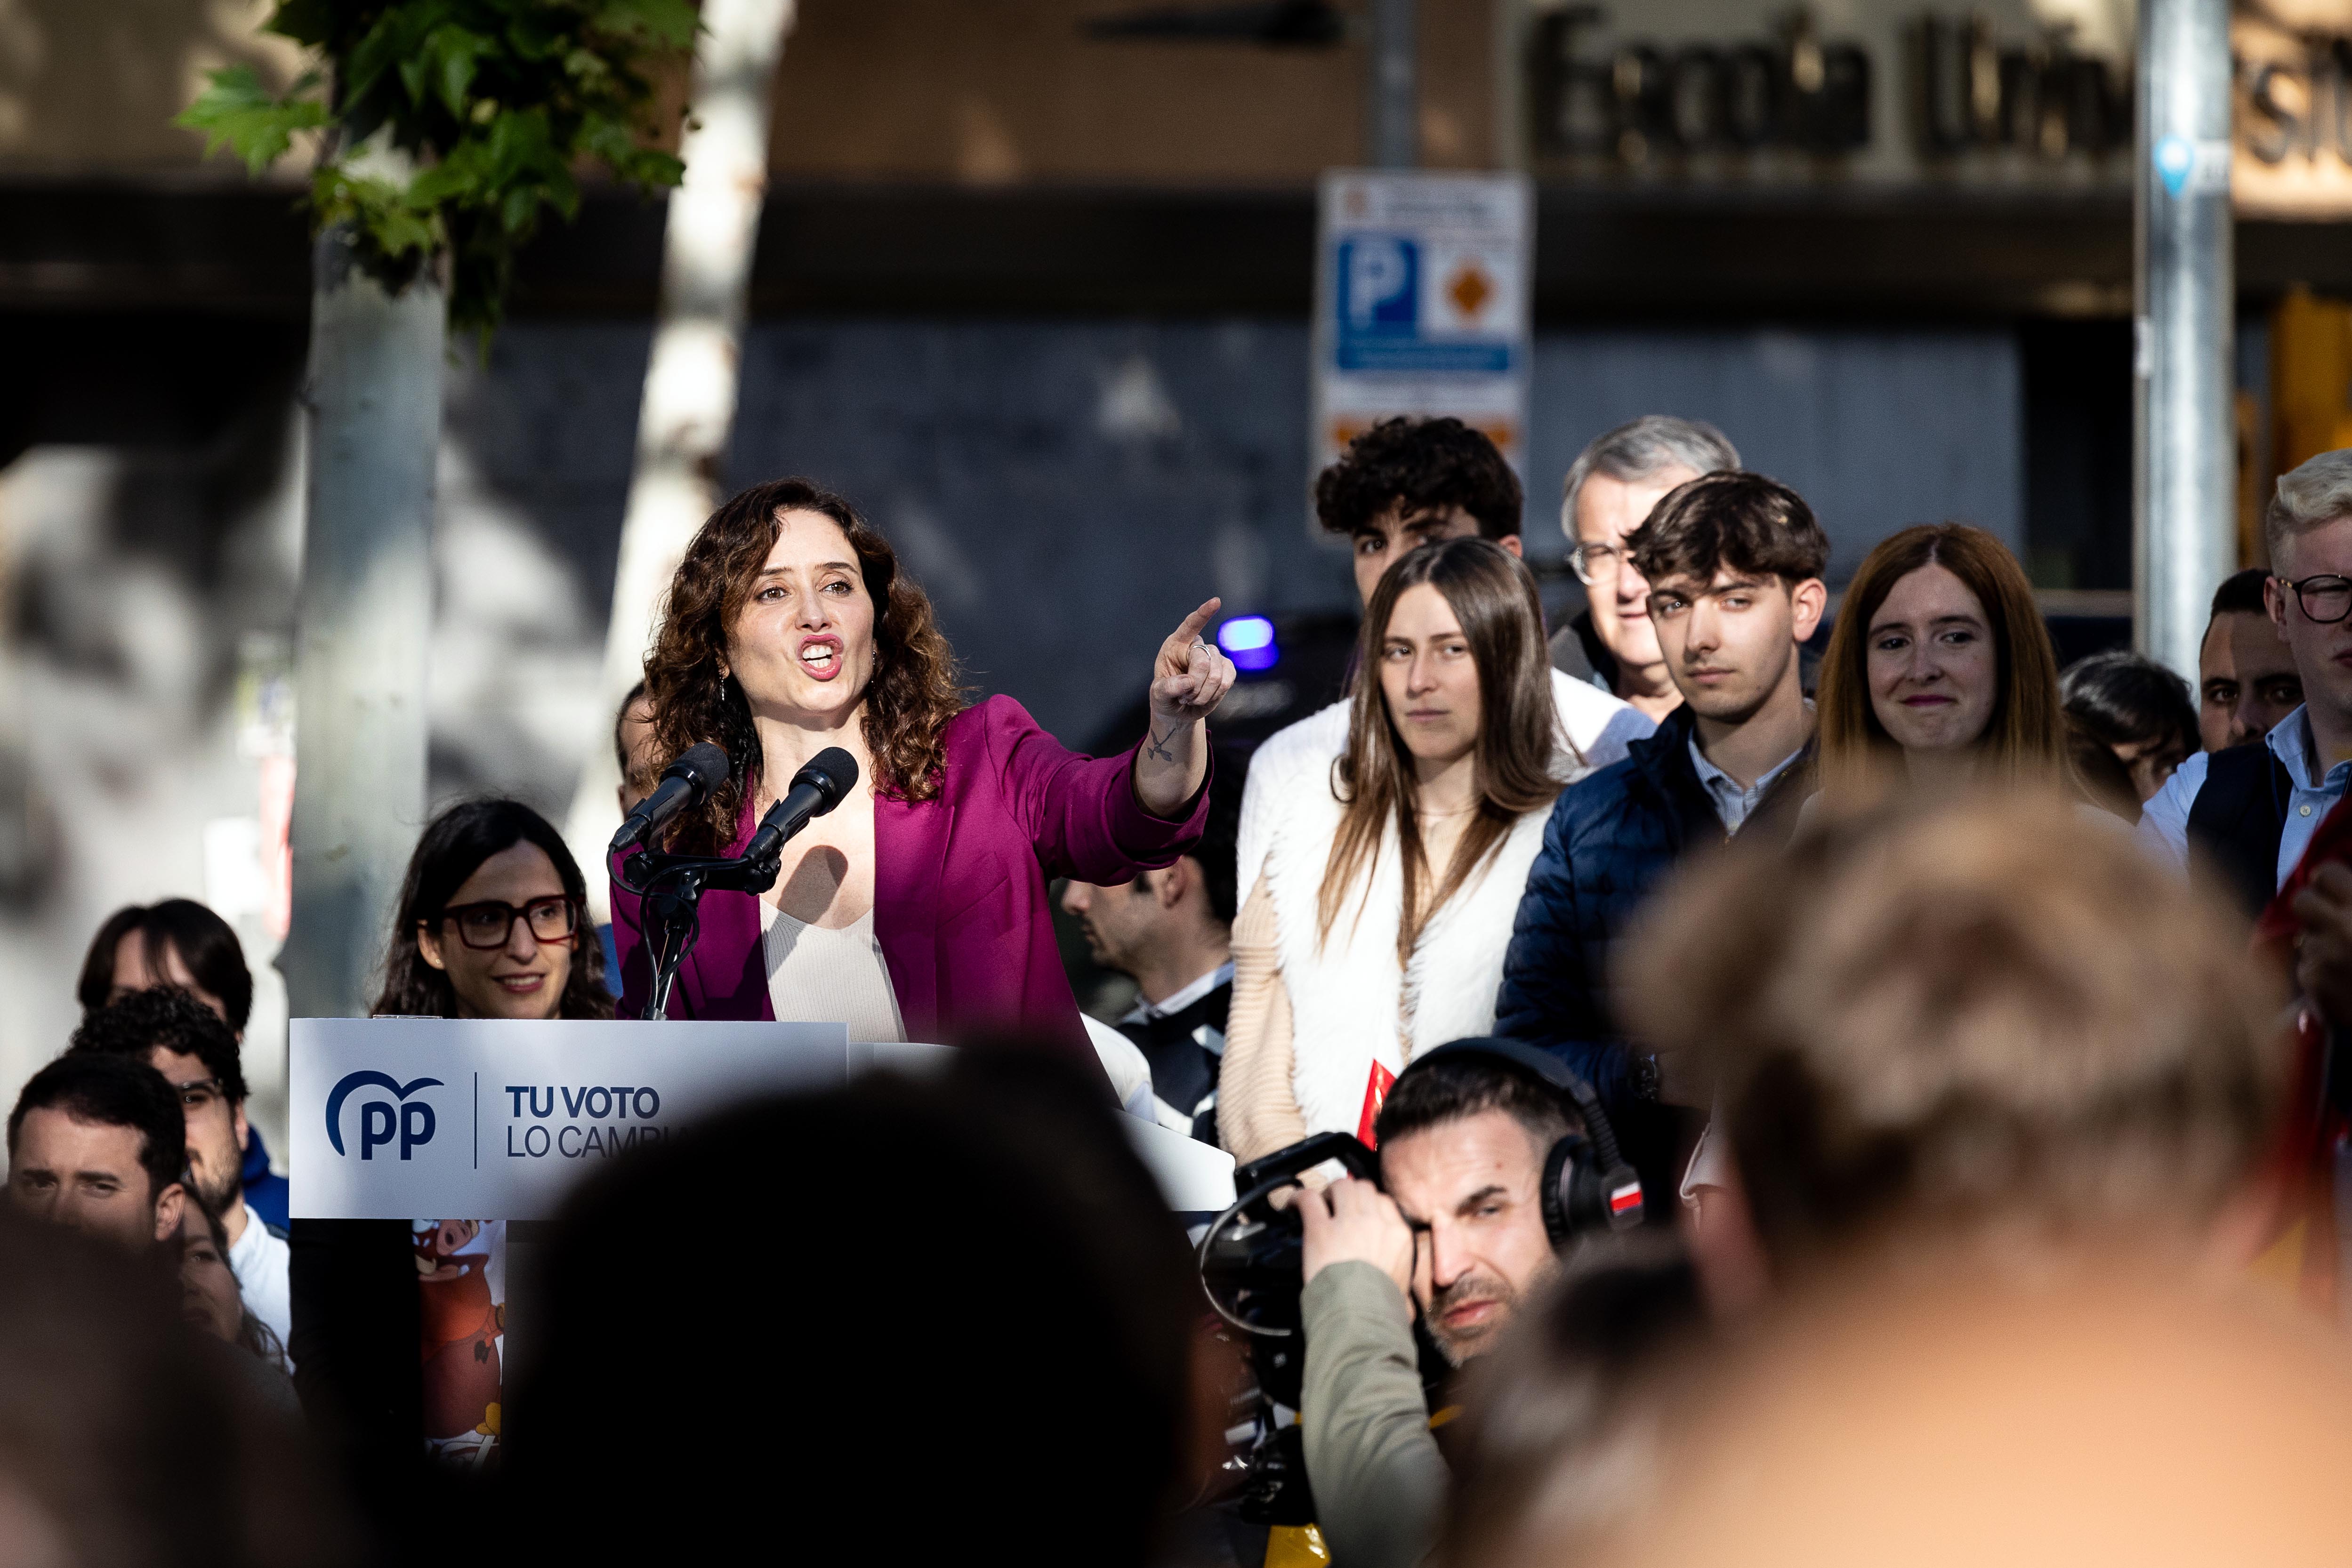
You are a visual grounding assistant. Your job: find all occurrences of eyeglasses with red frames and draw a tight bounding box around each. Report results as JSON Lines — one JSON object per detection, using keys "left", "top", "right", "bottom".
{"left": 434, "top": 895, "right": 582, "bottom": 951}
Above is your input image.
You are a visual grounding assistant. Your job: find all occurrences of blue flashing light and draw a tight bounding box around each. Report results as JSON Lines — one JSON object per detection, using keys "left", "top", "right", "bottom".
{"left": 1217, "top": 615, "right": 1280, "bottom": 671}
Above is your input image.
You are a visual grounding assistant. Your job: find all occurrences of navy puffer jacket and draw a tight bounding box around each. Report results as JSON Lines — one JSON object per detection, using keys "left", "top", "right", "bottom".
{"left": 1494, "top": 705, "right": 1808, "bottom": 1221}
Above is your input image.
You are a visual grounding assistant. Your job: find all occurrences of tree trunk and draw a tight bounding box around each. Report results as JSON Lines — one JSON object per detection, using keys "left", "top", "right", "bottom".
{"left": 278, "top": 232, "right": 444, "bottom": 1021}
{"left": 567, "top": 0, "right": 797, "bottom": 917}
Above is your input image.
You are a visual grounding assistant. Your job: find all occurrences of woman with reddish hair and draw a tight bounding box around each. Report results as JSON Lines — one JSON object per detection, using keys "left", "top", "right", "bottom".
{"left": 1814, "top": 523, "right": 2066, "bottom": 800}
{"left": 616, "top": 477, "right": 1232, "bottom": 1069}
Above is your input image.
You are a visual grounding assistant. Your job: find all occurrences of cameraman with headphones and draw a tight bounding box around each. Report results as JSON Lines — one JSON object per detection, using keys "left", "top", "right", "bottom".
{"left": 1295, "top": 1039, "right": 1641, "bottom": 1568}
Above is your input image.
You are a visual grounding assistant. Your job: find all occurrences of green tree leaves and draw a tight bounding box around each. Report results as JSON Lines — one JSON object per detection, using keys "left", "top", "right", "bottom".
{"left": 178, "top": 0, "right": 696, "bottom": 343}
{"left": 175, "top": 67, "right": 330, "bottom": 176}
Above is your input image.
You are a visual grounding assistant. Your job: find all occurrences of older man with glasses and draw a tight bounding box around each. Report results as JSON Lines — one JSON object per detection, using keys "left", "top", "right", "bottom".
{"left": 66, "top": 987, "right": 289, "bottom": 1354}
{"left": 1553, "top": 415, "right": 1743, "bottom": 721}
{"left": 2141, "top": 449, "right": 2352, "bottom": 920}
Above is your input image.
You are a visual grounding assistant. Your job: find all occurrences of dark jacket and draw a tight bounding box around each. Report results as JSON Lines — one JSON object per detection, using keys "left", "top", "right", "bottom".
{"left": 2187, "top": 739, "right": 2293, "bottom": 920}
{"left": 1492, "top": 706, "right": 1810, "bottom": 1220}
{"left": 1113, "top": 975, "right": 1232, "bottom": 1145}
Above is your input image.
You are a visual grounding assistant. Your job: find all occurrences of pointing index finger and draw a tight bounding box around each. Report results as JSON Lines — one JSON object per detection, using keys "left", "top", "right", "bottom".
{"left": 1171, "top": 597, "right": 1222, "bottom": 646}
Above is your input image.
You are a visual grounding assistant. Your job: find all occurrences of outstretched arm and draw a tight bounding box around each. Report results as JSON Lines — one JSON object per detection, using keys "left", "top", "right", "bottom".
{"left": 1135, "top": 598, "right": 1237, "bottom": 819}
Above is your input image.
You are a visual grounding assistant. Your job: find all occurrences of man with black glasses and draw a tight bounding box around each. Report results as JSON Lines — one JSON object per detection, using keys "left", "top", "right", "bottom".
{"left": 69, "top": 988, "right": 289, "bottom": 1351}
{"left": 2142, "top": 449, "right": 2352, "bottom": 916}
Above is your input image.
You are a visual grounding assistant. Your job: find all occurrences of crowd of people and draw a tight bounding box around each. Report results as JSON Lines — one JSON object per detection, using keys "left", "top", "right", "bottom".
{"left": 4, "top": 415, "right": 2352, "bottom": 1567}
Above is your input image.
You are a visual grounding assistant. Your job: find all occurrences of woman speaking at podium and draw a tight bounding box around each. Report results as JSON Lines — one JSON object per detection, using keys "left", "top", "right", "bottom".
{"left": 613, "top": 477, "right": 1234, "bottom": 1071}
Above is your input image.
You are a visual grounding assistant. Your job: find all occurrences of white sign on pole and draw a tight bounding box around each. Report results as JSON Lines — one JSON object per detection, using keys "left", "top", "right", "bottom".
{"left": 1310, "top": 170, "right": 1534, "bottom": 509}
{"left": 289, "top": 1017, "right": 848, "bottom": 1220}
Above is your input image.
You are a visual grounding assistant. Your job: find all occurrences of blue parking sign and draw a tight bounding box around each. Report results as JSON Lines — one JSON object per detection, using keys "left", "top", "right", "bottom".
{"left": 1312, "top": 171, "right": 1531, "bottom": 513}
{"left": 1340, "top": 236, "right": 1418, "bottom": 334}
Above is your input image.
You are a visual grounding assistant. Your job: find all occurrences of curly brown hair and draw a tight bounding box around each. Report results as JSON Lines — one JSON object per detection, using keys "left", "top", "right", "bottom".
{"left": 644, "top": 478, "right": 968, "bottom": 852}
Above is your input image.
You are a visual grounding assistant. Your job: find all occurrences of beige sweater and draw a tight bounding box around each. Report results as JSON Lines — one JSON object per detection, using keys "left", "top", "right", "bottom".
{"left": 1217, "top": 872, "right": 1304, "bottom": 1162}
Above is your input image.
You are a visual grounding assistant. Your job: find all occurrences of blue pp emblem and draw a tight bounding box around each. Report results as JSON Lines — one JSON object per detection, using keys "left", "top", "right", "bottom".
{"left": 325, "top": 1071, "right": 444, "bottom": 1161}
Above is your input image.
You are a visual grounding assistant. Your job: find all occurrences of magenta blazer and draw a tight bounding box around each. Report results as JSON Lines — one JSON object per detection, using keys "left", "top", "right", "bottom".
{"left": 612, "top": 696, "right": 1208, "bottom": 1077}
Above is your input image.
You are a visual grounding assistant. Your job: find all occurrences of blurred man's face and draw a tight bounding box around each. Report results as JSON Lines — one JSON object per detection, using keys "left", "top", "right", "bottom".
{"left": 107, "top": 937, "right": 231, "bottom": 1033}
{"left": 147, "top": 1046, "right": 244, "bottom": 1220}
{"left": 1351, "top": 503, "right": 1519, "bottom": 606}
{"left": 2269, "top": 518, "right": 2352, "bottom": 739}
{"left": 8, "top": 1109, "right": 183, "bottom": 1250}
{"left": 1572, "top": 467, "right": 1699, "bottom": 679}
{"left": 1647, "top": 569, "right": 1823, "bottom": 727}
{"left": 2200, "top": 609, "right": 2304, "bottom": 751}
{"left": 1382, "top": 1109, "right": 1559, "bottom": 1365}
{"left": 1059, "top": 871, "right": 1168, "bottom": 977}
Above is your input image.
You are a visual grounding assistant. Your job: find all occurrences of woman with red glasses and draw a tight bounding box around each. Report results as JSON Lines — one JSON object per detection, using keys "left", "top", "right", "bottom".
{"left": 372, "top": 799, "right": 615, "bottom": 1022}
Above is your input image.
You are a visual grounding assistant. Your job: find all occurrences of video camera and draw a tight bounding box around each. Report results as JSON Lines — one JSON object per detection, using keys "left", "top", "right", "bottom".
{"left": 1196, "top": 1131, "right": 1446, "bottom": 1525}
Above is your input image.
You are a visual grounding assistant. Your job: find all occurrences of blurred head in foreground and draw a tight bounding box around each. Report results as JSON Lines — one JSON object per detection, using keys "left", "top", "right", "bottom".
{"left": 0, "top": 1210, "right": 350, "bottom": 1568}
{"left": 1457, "top": 792, "right": 2307, "bottom": 1568}
{"left": 1625, "top": 786, "right": 2286, "bottom": 1285}
{"left": 510, "top": 1052, "right": 1196, "bottom": 1567}
{"left": 1598, "top": 1265, "right": 2352, "bottom": 1568}
{"left": 1441, "top": 1232, "right": 1708, "bottom": 1567}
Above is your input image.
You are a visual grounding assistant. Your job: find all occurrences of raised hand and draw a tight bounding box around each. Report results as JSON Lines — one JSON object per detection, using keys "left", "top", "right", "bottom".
{"left": 1147, "top": 598, "right": 1239, "bottom": 758}
{"left": 1132, "top": 598, "right": 1235, "bottom": 816}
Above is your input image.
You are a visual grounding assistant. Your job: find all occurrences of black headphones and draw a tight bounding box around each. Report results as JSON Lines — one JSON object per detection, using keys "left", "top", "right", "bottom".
{"left": 1389, "top": 1037, "right": 1646, "bottom": 1247}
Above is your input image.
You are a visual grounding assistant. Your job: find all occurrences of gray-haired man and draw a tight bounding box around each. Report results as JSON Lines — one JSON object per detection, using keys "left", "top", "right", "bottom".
{"left": 1552, "top": 415, "right": 1741, "bottom": 721}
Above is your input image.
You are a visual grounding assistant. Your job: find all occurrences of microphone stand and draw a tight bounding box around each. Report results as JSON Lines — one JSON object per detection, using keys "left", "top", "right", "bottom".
{"left": 613, "top": 830, "right": 790, "bottom": 1022}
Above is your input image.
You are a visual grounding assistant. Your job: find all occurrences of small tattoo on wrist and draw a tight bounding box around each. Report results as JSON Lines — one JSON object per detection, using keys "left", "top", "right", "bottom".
{"left": 1146, "top": 722, "right": 1183, "bottom": 764}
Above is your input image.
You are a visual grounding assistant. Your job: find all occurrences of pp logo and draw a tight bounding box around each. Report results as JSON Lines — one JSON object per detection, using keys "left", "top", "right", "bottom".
{"left": 325, "top": 1071, "right": 443, "bottom": 1161}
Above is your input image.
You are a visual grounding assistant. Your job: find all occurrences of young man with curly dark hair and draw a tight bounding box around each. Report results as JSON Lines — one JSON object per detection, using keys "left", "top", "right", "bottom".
{"left": 1235, "top": 418, "right": 1653, "bottom": 901}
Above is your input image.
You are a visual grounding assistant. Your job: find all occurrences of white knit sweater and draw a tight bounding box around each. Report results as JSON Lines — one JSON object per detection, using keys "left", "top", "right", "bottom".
{"left": 1259, "top": 775, "right": 1560, "bottom": 1138}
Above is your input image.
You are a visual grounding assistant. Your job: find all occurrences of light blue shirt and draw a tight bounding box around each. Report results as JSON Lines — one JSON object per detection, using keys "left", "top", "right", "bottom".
{"left": 1688, "top": 738, "right": 1806, "bottom": 835}
{"left": 2136, "top": 704, "right": 2352, "bottom": 891}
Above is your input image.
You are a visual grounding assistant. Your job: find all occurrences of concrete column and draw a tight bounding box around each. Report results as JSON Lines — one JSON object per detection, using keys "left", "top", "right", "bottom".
{"left": 278, "top": 233, "right": 443, "bottom": 1021}
{"left": 2134, "top": 0, "right": 2235, "bottom": 680}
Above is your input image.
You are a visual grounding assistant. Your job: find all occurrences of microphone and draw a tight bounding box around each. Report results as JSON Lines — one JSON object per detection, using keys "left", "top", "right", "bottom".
{"left": 610, "top": 742, "right": 730, "bottom": 857}
{"left": 742, "top": 747, "right": 860, "bottom": 863}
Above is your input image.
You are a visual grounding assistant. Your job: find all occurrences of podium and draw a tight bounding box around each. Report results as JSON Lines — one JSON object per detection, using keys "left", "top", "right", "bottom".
{"left": 290, "top": 1019, "right": 1234, "bottom": 1220}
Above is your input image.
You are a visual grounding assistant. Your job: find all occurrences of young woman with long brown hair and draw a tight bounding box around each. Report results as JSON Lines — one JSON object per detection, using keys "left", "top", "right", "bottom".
{"left": 1219, "top": 537, "right": 1574, "bottom": 1160}
{"left": 612, "top": 477, "right": 1233, "bottom": 1067}
{"left": 1815, "top": 523, "right": 2065, "bottom": 800}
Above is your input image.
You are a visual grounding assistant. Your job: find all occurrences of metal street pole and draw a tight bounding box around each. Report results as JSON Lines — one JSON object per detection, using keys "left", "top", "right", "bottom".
{"left": 2134, "top": 0, "right": 2234, "bottom": 681}
{"left": 1369, "top": 0, "right": 1416, "bottom": 168}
